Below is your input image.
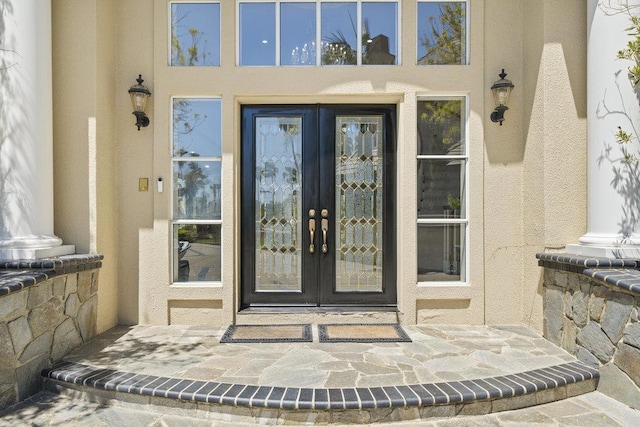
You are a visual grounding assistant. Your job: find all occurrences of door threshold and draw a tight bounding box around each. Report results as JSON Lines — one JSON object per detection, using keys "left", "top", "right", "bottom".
{"left": 235, "top": 307, "right": 402, "bottom": 326}
{"left": 239, "top": 306, "right": 398, "bottom": 314}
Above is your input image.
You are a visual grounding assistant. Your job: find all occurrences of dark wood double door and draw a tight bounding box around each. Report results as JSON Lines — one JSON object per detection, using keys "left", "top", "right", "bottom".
{"left": 241, "top": 105, "right": 396, "bottom": 308}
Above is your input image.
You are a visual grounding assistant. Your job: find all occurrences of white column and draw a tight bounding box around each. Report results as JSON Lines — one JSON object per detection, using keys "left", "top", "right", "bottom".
{"left": 568, "top": 0, "right": 640, "bottom": 258}
{"left": 0, "top": 0, "right": 74, "bottom": 259}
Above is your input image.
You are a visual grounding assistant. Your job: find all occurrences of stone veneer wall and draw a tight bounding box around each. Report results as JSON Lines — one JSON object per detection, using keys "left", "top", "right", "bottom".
{"left": 0, "top": 255, "right": 103, "bottom": 410}
{"left": 537, "top": 253, "right": 640, "bottom": 410}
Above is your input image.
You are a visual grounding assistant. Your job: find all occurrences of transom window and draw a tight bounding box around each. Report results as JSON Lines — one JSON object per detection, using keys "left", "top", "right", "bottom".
{"left": 417, "top": 97, "right": 468, "bottom": 282}
{"left": 170, "top": 1, "right": 221, "bottom": 66}
{"left": 238, "top": 0, "right": 399, "bottom": 66}
{"left": 417, "top": 0, "right": 467, "bottom": 65}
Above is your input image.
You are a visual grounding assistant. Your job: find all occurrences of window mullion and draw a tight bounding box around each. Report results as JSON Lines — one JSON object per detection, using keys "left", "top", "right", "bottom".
{"left": 316, "top": 1, "right": 322, "bottom": 65}
{"left": 276, "top": 0, "right": 281, "bottom": 66}
{"left": 357, "top": 1, "right": 362, "bottom": 65}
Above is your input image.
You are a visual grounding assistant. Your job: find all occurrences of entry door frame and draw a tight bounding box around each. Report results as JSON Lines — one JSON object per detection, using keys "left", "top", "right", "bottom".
{"left": 240, "top": 104, "right": 397, "bottom": 309}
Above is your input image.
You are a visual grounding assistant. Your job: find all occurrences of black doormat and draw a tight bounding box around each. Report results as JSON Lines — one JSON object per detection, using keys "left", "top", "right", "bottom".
{"left": 220, "top": 324, "right": 312, "bottom": 343}
{"left": 318, "top": 323, "right": 412, "bottom": 343}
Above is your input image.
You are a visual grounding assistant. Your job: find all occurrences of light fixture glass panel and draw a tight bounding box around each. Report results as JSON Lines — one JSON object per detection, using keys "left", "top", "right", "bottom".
{"left": 281, "top": 2, "right": 316, "bottom": 66}
{"left": 173, "top": 161, "right": 222, "bottom": 220}
{"left": 362, "top": 2, "right": 397, "bottom": 65}
{"left": 173, "top": 224, "right": 221, "bottom": 282}
{"left": 172, "top": 98, "right": 222, "bottom": 158}
{"left": 417, "top": 2, "right": 466, "bottom": 65}
{"left": 493, "top": 87, "right": 511, "bottom": 107}
{"left": 130, "top": 92, "right": 149, "bottom": 112}
{"left": 239, "top": 2, "right": 276, "bottom": 65}
{"left": 417, "top": 98, "right": 466, "bottom": 155}
{"left": 321, "top": 2, "right": 358, "bottom": 65}
{"left": 417, "top": 223, "right": 466, "bottom": 282}
{"left": 170, "top": 2, "right": 221, "bottom": 66}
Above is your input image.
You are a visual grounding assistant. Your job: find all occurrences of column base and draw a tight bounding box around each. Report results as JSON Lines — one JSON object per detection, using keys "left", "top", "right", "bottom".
{"left": 0, "top": 245, "right": 76, "bottom": 260}
{"left": 566, "top": 243, "right": 640, "bottom": 259}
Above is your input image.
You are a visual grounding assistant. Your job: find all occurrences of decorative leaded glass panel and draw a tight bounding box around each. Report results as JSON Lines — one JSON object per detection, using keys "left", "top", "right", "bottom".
{"left": 254, "top": 117, "right": 303, "bottom": 291}
{"left": 335, "top": 116, "right": 384, "bottom": 292}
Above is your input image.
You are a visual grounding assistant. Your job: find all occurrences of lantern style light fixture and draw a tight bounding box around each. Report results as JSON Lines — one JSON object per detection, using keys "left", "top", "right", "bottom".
{"left": 128, "top": 74, "right": 152, "bottom": 130}
{"left": 490, "top": 69, "right": 514, "bottom": 126}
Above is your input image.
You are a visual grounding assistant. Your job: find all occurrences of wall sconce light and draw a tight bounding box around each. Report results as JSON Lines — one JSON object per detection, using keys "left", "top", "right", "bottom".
{"left": 128, "top": 74, "right": 152, "bottom": 130}
{"left": 490, "top": 69, "right": 514, "bottom": 126}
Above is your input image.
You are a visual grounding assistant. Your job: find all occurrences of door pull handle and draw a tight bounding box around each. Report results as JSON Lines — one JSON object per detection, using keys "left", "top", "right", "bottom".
{"left": 321, "top": 209, "right": 329, "bottom": 254}
{"left": 309, "top": 209, "right": 316, "bottom": 253}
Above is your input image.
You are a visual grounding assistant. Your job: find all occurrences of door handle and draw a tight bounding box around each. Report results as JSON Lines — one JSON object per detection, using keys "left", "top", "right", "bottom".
{"left": 321, "top": 209, "right": 329, "bottom": 254}
{"left": 309, "top": 209, "right": 316, "bottom": 253}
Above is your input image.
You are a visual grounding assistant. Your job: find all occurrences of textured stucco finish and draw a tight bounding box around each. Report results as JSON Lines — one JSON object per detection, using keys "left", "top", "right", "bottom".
{"left": 50, "top": 1, "right": 588, "bottom": 328}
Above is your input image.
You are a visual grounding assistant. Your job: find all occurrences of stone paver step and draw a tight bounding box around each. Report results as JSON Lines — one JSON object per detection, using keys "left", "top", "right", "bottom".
{"left": 42, "top": 359, "right": 599, "bottom": 419}
{"left": 2, "top": 390, "right": 639, "bottom": 426}
{"left": 27, "top": 324, "right": 609, "bottom": 424}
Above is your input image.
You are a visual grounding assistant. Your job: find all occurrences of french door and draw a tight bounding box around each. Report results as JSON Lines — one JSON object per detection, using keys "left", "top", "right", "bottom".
{"left": 241, "top": 105, "right": 396, "bottom": 308}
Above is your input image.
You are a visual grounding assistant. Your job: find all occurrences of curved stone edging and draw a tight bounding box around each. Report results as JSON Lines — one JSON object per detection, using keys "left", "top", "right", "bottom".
{"left": 42, "top": 360, "right": 598, "bottom": 411}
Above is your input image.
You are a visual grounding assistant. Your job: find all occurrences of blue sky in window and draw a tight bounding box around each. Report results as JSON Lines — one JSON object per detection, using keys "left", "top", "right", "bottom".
{"left": 417, "top": 2, "right": 465, "bottom": 60}
{"left": 171, "top": 3, "right": 220, "bottom": 66}
{"left": 240, "top": 1, "right": 397, "bottom": 66}
{"left": 173, "top": 98, "right": 222, "bottom": 158}
{"left": 240, "top": 3, "right": 276, "bottom": 65}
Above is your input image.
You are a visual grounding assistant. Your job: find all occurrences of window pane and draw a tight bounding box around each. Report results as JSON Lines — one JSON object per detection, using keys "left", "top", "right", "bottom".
{"left": 173, "top": 224, "right": 221, "bottom": 282}
{"left": 417, "top": 160, "right": 465, "bottom": 219}
{"left": 418, "top": 223, "right": 466, "bottom": 282}
{"left": 321, "top": 2, "right": 358, "bottom": 65}
{"left": 240, "top": 2, "right": 276, "bottom": 65}
{"left": 417, "top": 2, "right": 466, "bottom": 65}
{"left": 362, "top": 2, "right": 397, "bottom": 65}
{"left": 417, "top": 98, "right": 466, "bottom": 155}
{"left": 281, "top": 3, "right": 317, "bottom": 66}
{"left": 173, "top": 161, "right": 222, "bottom": 220}
{"left": 173, "top": 98, "right": 221, "bottom": 158}
{"left": 170, "top": 3, "right": 220, "bottom": 66}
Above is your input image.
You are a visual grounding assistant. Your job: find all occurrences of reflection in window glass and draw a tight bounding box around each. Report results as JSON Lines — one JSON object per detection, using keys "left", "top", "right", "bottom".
{"left": 362, "top": 2, "right": 397, "bottom": 65}
{"left": 417, "top": 98, "right": 466, "bottom": 155}
{"left": 173, "top": 224, "right": 221, "bottom": 282}
{"left": 417, "top": 160, "right": 465, "bottom": 219}
{"left": 173, "top": 161, "right": 221, "bottom": 220}
{"left": 172, "top": 98, "right": 222, "bottom": 158}
{"left": 239, "top": 2, "right": 276, "bottom": 65}
{"left": 321, "top": 2, "right": 358, "bottom": 65}
{"left": 417, "top": 224, "right": 466, "bottom": 282}
{"left": 172, "top": 97, "right": 223, "bottom": 284}
{"left": 281, "top": 3, "right": 316, "bottom": 66}
{"left": 417, "top": 2, "right": 466, "bottom": 65}
{"left": 417, "top": 97, "right": 467, "bottom": 283}
{"left": 170, "top": 2, "right": 220, "bottom": 66}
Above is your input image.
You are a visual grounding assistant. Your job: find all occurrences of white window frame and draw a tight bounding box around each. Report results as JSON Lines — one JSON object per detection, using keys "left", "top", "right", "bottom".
{"left": 168, "top": 0, "right": 222, "bottom": 67}
{"left": 416, "top": 0, "right": 469, "bottom": 65}
{"left": 416, "top": 95, "right": 469, "bottom": 285}
{"left": 236, "top": 0, "right": 401, "bottom": 66}
{"left": 170, "top": 96, "right": 224, "bottom": 285}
